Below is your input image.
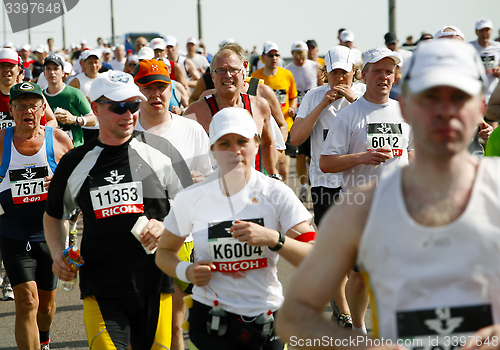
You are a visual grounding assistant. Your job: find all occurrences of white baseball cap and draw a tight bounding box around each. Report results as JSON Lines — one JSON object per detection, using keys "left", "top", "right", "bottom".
{"left": 19, "top": 44, "right": 31, "bottom": 51}
{"left": 80, "top": 39, "right": 87, "bottom": 45}
{"left": 3, "top": 41, "right": 14, "bottom": 49}
{"left": 35, "top": 45, "right": 48, "bottom": 53}
{"left": 475, "top": 18, "right": 493, "bottom": 30}
{"left": 263, "top": 41, "right": 279, "bottom": 54}
{"left": 165, "top": 35, "right": 178, "bottom": 47}
{"left": 291, "top": 41, "right": 308, "bottom": 52}
{"left": 90, "top": 70, "right": 146, "bottom": 102}
{"left": 362, "top": 47, "right": 401, "bottom": 69}
{"left": 63, "top": 61, "right": 73, "bottom": 74}
{"left": 187, "top": 37, "right": 199, "bottom": 45}
{"left": 340, "top": 30, "right": 355, "bottom": 43}
{"left": 150, "top": 38, "right": 166, "bottom": 51}
{"left": 325, "top": 46, "right": 355, "bottom": 73}
{"left": 209, "top": 107, "right": 258, "bottom": 145}
{"left": 81, "top": 50, "right": 100, "bottom": 61}
{"left": 434, "top": 25, "right": 465, "bottom": 40}
{"left": 400, "top": 40, "right": 487, "bottom": 96}
{"left": 137, "top": 47, "right": 154, "bottom": 61}
{"left": 392, "top": 51, "right": 403, "bottom": 68}
{"left": 0, "top": 48, "right": 20, "bottom": 65}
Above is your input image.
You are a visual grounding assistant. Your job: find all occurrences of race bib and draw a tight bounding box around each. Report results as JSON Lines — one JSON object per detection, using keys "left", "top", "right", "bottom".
{"left": 0, "top": 112, "right": 15, "bottom": 129}
{"left": 208, "top": 218, "right": 268, "bottom": 272}
{"left": 90, "top": 169, "right": 144, "bottom": 219}
{"left": 397, "top": 304, "right": 493, "bottom": 350}
{"left": 297, "top": 90, "right": 308, "bottom": 107}
{"left": 481, "top": 55, "right": 496, "bottom": 72}
{"left": 367, "top": 123, "right": 404, "bottom": 157}
{"left": 9, "top": 166, "right": 48, "bottom": 204}
{"left": 274, "top": 89, "right": 287, "bottom": 107}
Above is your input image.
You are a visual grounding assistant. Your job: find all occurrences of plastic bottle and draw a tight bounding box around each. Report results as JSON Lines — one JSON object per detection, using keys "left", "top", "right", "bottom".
{"left": 206, "top": 300, "right": 227, "bottom": 336}
{"left": 255, "top": 310, "right": 274, "bottom": 337}
{"left": 61, "top": 246, "right": 83, "bottom": 291}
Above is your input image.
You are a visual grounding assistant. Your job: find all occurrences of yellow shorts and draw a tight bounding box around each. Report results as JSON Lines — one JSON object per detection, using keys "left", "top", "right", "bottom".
{"left": 83, "top": 293, "right": 172, "bottom": 350}
{"left": 173, "top": 241, "right": 194, "bottom": 292}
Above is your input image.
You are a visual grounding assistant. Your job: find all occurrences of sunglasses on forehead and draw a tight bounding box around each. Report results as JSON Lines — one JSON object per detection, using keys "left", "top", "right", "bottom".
{"left": 96, "top": 100, "right": 141, "bottom": 115}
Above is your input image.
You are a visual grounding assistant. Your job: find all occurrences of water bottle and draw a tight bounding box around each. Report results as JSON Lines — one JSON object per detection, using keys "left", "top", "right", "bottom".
{"left": 206, "top": 300, "right": 227, "bottom": 336}
{"left": 61, "top": 246, "right": 83, "bottom": 291}
{"left": 255, "top": 310, "right": 274, "bottom": 337}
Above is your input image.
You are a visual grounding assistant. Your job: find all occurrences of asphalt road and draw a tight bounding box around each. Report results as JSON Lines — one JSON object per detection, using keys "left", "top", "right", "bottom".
{"left": 0, "top": 160, "right": 370, "bottom": 349}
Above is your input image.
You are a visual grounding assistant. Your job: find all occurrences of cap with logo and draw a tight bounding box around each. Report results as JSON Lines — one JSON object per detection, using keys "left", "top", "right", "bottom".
{"left": 0, "top": 48, "right": 20, "bottom": 65}
{"left": 476, "top": 18, "right": 493, "bottom": 30}
{"left": 384, "top": 32, "right": 398, "bottom": 45}
{"left": 263, "top": 41, "right": 279, "bottom": 55}
{"left": 325, "top": 46, "right": 355, "bottom": 73}
{"left": 362, "top": 47, "right": 401, "bottom": 69}
{"left": 90, "top": 70, "right": 146, "bottom": 102}
{"left": 133, "top": 59, "right": 171, "bottom": 86}
{"left": 44, "top": 54, "right": 64, "bottom": 67}
{"left": 209, "top": 107, "right": 258, "bottom": 145}
{"left": 340, "top": 30, "right": 355, "bottom": 43}
{"left": 400, "top": 40, "right": 487, "bottom": 96}
{"left": 10, "top": 82, "right": 44, "bottom": 102}
{"left": 291, "top": 41, "right": 308, "bottom": 52}
{"left": 150, "top": 38, "right": 166, "bottom": 51}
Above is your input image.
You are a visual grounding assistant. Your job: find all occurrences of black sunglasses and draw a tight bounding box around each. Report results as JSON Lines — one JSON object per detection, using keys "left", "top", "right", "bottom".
{"left": 97, "top": 101, "right": 140, "bottom": 115}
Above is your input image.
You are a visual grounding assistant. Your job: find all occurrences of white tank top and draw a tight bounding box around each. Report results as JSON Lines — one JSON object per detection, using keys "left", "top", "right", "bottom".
{"left": 357, "top": 158, "right": 500, "bottom": 346}
{"left": 75, "top": 72, "right": 95, "bottom": 98}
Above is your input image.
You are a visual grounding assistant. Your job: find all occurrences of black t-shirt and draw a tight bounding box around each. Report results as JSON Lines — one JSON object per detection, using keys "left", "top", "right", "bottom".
{"left": 46, "top": 132, "right": 193, "bottom": 298}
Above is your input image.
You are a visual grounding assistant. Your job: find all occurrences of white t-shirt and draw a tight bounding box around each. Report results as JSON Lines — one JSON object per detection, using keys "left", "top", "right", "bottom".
{"left": 190, "top": 54, "right": 210, "bottom": 72}
{"left": 135, "top": 114, "right": 213, "bottom": 177}
{"left": 296, "top": 82, "right": 366, "bottom": 188}
{"left": 109, "top": 58, "right": 127, "bottom": 72}
{"left": 321, "top": 97, "right": 412, "bottom": 190}
{"left": 351, "top": 47, "right": 363, "bottom": 65}
{"left": 285, "top": 59, "right": 318, "bottom": 95}
{"left": 163, "top": 168, "right": 312, "bottom": 316}
{"left": 470, "top": 40, "right": 500, "bottom": 102}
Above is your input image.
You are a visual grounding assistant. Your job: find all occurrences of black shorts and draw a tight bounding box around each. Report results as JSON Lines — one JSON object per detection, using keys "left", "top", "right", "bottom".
{"left": 285, "top": 132, "right": 298, "bottom": 158}
{"left": 189, "top": 300, "right": 283, "bottom": 350}
{"left": 297, "top": 136, "right": 311, "bottom": 158}
{"left": 0, "top": 235, "right": 57, "bottom": 290}
{"left": 83, "top": 293, "right": 172, "bottom": 350}
{"left": 311, "top": 186, "right": 342, "bottom": 227}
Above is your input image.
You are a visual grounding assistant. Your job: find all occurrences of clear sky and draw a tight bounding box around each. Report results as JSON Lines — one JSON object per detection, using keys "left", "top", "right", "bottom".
{"left": 2, "top": 0, "right": 500, "bottom": 56}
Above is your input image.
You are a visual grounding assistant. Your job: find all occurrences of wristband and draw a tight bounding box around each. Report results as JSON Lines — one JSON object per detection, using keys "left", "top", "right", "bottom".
{"left": 269, "top": 230, "right": 285, "bottom": 251}
{"left": 175, "top": 261, "right": 192, "bottom": 283}
{"left": 81, "top": 117, "right": 88, "bottom": 127}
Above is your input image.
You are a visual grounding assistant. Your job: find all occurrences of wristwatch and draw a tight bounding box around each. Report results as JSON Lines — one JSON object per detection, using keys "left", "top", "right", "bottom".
{"left": 269, "top": 231, "right": 285, "bottom": 251}
{"left": 76, "top": 117, "right": 82, "bottom": 125}
{"left": 269, "top": 174, "right": 283, "bottom": 181}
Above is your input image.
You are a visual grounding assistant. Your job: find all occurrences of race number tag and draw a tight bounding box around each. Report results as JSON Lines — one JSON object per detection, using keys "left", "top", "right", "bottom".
{"left": 90, "top": 169, "right": 144, "bottom": 219}
{"left": 367, "top": 123, "right": 404, "bottom": 157}
{"left": 297, "top": 90, "right": 308, "bottom": 107}
{"left": 274, "top": 89, "right": 287, "bottom": 107}
{"left": 0, "top": 113, "right": 15, "bottom": 129}
{"left": 9, "top": 166, "right": 48, "bottom": 204}
{"left": 482, "top": 55, "right": 496, "bottom": 72}
{"left": 208, "top": 218, "right": 268, "bottom": 272}
{"left": 397, "top": 304, "right": 493, "bottom": 350}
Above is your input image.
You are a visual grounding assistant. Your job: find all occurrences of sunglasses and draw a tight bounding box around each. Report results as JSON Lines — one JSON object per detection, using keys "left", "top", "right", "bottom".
{"left": 97, "top": 100, "right": 141, "bottom": 115}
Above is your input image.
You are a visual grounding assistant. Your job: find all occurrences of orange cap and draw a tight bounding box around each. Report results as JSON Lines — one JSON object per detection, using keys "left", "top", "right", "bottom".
{"left": 133, "top": 59, "right": 171, "bottom": 86}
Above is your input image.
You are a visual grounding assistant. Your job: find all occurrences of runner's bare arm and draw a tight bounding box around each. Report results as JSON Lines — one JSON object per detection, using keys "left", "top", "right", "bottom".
{"left": 320, "top": 149, "right": 392, "bottom": 173}
{"left": 276, "top": 186, "right": 373, "bottom": 348}
{"left": 44, "top": 213, "right": 76, "bottom": 281}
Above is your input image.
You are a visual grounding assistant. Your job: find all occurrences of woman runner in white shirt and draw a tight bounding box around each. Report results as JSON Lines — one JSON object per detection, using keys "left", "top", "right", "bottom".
{"left": 156, "top": 107, "right": 315, "bottom": 350}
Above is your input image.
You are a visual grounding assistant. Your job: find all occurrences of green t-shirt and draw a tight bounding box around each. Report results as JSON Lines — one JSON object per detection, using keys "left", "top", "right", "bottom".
{"left": 44, "top": 85, "right": 91, "bottom": 147}
{"left": 485, "top": 126, "right": 500, "bottom": 157}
